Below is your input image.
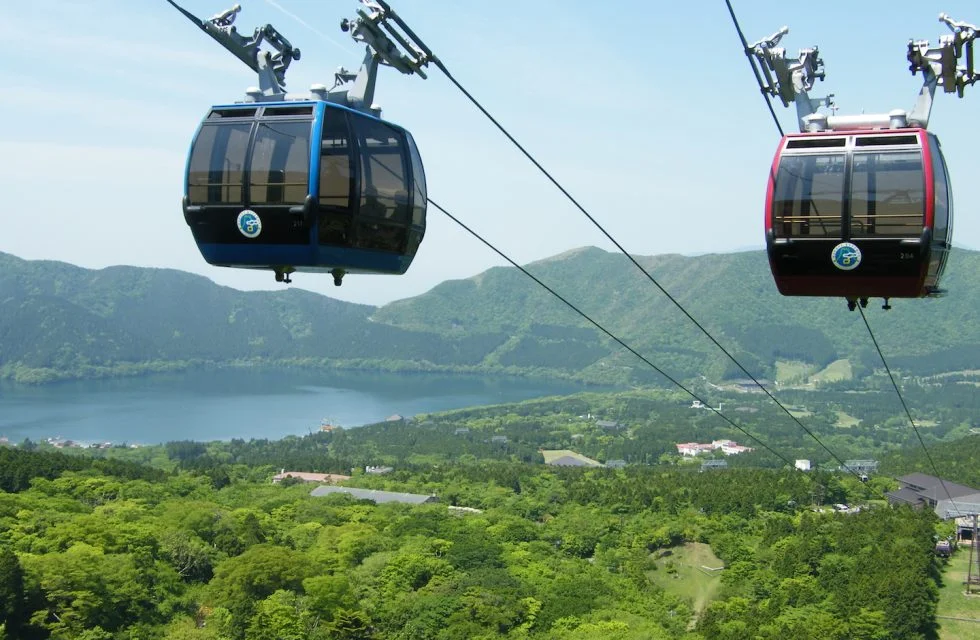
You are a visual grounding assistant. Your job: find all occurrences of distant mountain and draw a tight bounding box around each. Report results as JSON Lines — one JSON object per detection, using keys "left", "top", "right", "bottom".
{"left": 373, "top": 246, "right": 980, "bottom": 380}
{"left": 2, "top": 247, "right": 979, "bottom": 383}
{"left": 0, "top": 253, "right": 507, "bottom": 383}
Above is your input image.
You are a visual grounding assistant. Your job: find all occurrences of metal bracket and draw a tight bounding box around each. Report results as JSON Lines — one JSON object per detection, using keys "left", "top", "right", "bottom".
{"left": 328, "top": 0, "right": 433, "bottom": 116}
{"left": 344, "top": 1, "right": 430, "bottom": 78}
{"left": 906, "top": 13, "right": 979, "bottom": 126}
{"left": 748, "top": 12, "right": 977, "bottom": 132}
{"left": 748, "top": 27, "right": 834, "bottom": 131}
{"left": 168, "top": 1, "right": 434, "bottom": 117}
{"left": 166, "top": 1, "right": 300, "bottom": 98}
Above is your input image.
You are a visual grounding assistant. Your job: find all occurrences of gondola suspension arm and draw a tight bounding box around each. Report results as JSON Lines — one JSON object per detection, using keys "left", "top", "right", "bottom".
{"left": 747, "top": 27, "right": 835, "bottom": 132}
{"left": 164, "top": 1, "right": 299, "bottom": 98}
{"left": 742, "top": 11, "right": 978, "bottom": 133}
{"left": 907, "top": 14, "right": 980, "bottom": 126}
{"left": 331, "top": 0, "right": 432, "bottom": 117}
{"left": 164, "top": 1, "right": 432, "bottom": 116}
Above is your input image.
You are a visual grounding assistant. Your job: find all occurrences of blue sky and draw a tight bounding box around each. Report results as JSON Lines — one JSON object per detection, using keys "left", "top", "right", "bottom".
{"left": 2, "top": 0, "right": 978, "bottom": 305}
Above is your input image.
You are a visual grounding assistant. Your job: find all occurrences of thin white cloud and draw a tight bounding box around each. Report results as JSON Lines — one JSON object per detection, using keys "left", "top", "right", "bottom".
{"left": 262, "top": 0, "right": 354, "bottom": 55}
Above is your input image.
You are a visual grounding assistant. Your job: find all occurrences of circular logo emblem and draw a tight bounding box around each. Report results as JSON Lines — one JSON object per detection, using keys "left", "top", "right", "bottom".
{"left": 831, "top": 242, "right": 862, "bottom": 271}
{"left": 237, "top": 210, "right": 262, "bottom": 238}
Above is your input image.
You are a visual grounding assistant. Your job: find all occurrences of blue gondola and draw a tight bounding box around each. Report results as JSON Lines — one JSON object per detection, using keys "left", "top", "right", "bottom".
{"left": 169, "top": 0, "right": 431, "bottom": 285}
{"left": 184, "top": 101, "right": 426, "bottom": 285}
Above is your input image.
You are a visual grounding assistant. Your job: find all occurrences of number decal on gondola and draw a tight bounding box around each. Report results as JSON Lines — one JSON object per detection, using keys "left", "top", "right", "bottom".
{"left": 831, "top": 243, "right": 862, "bottom": 271}
{"left": 237, "top": 210, "right": 262, "bottom": 239}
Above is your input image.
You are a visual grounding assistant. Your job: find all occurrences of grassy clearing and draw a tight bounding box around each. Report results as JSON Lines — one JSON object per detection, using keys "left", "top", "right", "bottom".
{"left": 937, "top": 548, "right": 980, "bottom": 639}
{"left": 812, "top": 359, "right": 853, "bottom": 383}
{"left": 834, "top": 410, "right": 861, "bottom": 428}
{"left": 647, "top": 542, "right": 724, "bottom": 623}
{"left": 775, "top": 361, "right": 816, "bottom": 384}
{"left": 539, "top": 449, "right": 600, "bottom": 465}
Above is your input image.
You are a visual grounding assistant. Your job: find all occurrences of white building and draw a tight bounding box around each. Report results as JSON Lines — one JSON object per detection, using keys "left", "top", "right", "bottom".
{"left": 676, "top": 442, "right": 716, "bottom": 456}
{"left": 676, "top": 440, "right": 754, "bottom": 457}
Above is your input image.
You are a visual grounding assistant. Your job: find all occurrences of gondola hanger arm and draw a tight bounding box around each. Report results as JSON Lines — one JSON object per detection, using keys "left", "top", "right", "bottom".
{"left": 907, "top": 12, "right": 980, "bottom": 126}
{"left": 164, "top": 1, "right": 299, "bottom": 98}
{"left": 330, "top": 0, "right": 433, "bottom": 117}
{"left": 165, "top": 1, "right": 432, "bottom": 115}
{"left": 747, "top": 26, "right": 833, "bottom": 131}
{"left": 905, "top": 12, "right": 978, "bottom": 127}
{"left": 745, "top": 11, "right": 978, "bottom": 132}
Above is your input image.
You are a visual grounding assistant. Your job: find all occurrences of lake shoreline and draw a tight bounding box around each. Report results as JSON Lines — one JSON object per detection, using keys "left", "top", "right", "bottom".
{"left": 1, "top": 357, "right": 615, "bottom": 388}
{"left": 0, "top": 368, "right": 611, "bottom": 446}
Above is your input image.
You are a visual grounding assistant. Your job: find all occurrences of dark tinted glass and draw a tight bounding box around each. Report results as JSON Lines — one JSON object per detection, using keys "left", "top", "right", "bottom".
{"left": 319, "top": 110, "right": 353, "bottom": 211}
{"left": 249, "top": 121, "right": 311, "bottom": 205}
{"left": 355, "top": 117, "right": 409, "bottom": 222}
{"left": 850, "top": 151, "right": 923, "bottom": 238}
{"left": 929, "top": 136, "right": 951, "bottom": 244}
{"left": 407, "top": 132, "right": 427, "bottom": 227}
{"left": 772, "top": 154, "right": 845, "bottom": 238}
{"left": 187, "top": 123, "right": 251, "bottom": 205}
{"left": 785, "top": 137, "right": 846, "bottom": 149}
{"left": 263, "top": 106, "right": 314, "bottom": 117}
{"left": 854, "top": 135, "right": 918, "bottom": 147}
{"left": 353, "top": 221, "right": 407, "bottom": 253}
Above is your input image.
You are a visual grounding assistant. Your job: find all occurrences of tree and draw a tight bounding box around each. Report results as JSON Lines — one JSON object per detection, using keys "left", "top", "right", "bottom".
{"left": 21, "top": 543, "right": 164, "bottom": 635}
{"left": 74, "top": 628, "right": 113, "bottom": 640}
{"left": 0, "top": 547, "right": 26, "bottom": 633}
{"left": 160, "top": 531, "right": 216, "bottom": 582}
{"left": 303, "top": 574, "right": 354, "bottom": 621}
{"left": 328, "top": 609, "right": 374, "bottom": 640}
{"left": 758, "top": 606, "right": 847, "bottom": 640}
{"left": 846, "top": 608, "right": 891, "bottom": 640}
{"left": 209, "top": 545, "right": 310, "bottom": 634}
{"left": 245, "top": 590, "right": 312, "bottom": 640}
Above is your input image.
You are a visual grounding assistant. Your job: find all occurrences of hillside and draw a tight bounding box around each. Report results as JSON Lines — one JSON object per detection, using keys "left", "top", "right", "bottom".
{"left": 374, "top": 247, "right": 980, "bottom": 375}
{"left": 0, "top": 253, "right": 508, "bottom": 382}
{"left": 2, "top": 247, "right": 980, "bottom": 383}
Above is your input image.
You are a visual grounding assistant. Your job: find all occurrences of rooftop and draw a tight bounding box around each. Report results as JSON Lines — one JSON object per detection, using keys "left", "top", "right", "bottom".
{"left": 936, "top": 493, "right": 980, "bottom": 519}
{"left": 310, "top": 486, "right": 437, "bottom": 505}
{"left": 273, "top": 471, "right": 351, "bottom": 484}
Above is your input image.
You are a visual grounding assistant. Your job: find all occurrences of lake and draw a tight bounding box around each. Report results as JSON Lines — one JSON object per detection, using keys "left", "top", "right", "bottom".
{"left": 0, "top": 368, "right": 596, "bottom": 445}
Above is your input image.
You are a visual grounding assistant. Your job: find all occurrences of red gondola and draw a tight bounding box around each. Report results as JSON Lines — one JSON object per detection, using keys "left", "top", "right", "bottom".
{"left": 766, "top": 127, "right": 952, "bottom": 304}
{"left": 739, "top": 13, "right": 977, "bottom": 309}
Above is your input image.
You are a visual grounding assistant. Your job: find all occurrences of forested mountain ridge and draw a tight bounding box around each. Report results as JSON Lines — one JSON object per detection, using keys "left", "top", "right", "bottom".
{"left": 3, "top": 247, "right": 980, "bottom": 383}
{"left": 0, "top": 252, "right": 508, "bottom": 383}
{"left": 374, "top": 247, "right": 980, "bottom": 376}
